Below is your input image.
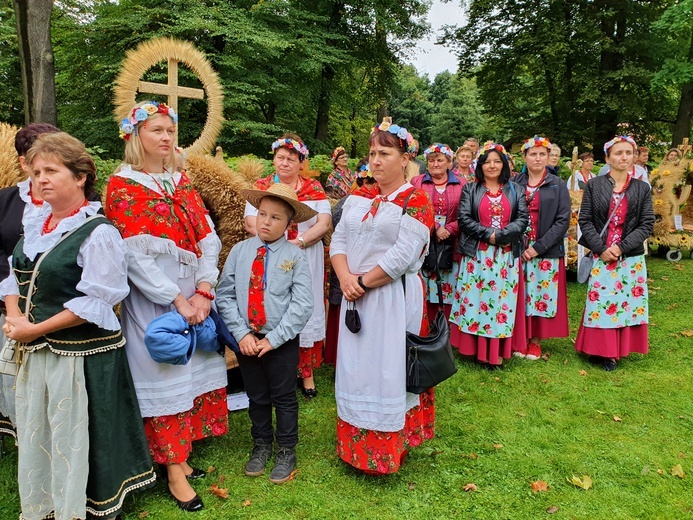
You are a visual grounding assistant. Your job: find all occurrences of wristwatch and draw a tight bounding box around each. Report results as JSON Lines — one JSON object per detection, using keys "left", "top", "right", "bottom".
{"left": 298, "top": 236, "right": 306, "bottom": 249}
{"left": 357, "top": 275, "right": 369, "bottom": 291}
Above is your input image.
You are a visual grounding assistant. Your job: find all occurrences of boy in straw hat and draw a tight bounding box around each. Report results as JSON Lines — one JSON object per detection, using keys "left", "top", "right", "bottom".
{"left": 216, "top": 183, "right": 316, "bottom": 484}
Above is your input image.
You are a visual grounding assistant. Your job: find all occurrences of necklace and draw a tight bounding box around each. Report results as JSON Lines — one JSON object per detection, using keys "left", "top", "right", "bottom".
{"left": 143, "top": 169, "right": 174, "bottom": 196}
{"left": 484, "top": 183, "right": 504, "bottom": 197}
{"left": 42, "top": 199, "right": 88, "bottom": 235}
{"left": 527, "top": 171, "right": 546, "bottom": 188}
{"left": 28, "top": 182, "right": 43, "bottom": 206}
{"left": 432, "top": 178, "right": 448, "bottom": 186}
{"left": 613, "top": 173, "right": 631, "bottom": 194}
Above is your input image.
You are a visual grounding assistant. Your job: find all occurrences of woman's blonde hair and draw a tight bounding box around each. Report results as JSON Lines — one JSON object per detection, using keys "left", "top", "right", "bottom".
{"left": 118, "top": 101, "right": 181, "bottom": 173}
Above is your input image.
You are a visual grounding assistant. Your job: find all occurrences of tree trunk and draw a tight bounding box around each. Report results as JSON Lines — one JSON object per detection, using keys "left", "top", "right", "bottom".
{"left": 313, "top": 2, "right": 343, "bottom": 143}
{"left": 14, "top": 0, "right": 56, "bottom": 125}
{"left": 672, "top": 33, "right": 693, "bottom": 147}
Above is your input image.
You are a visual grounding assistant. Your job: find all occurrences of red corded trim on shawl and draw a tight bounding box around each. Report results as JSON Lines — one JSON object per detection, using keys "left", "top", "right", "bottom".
{"left": 105, "top": 171, "right": 212, "bottom": 257}
{"left": 352, "top": 183, "right": 435, "bottom": 232}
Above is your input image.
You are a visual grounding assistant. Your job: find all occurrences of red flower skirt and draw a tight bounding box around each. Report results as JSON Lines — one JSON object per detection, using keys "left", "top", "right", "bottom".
{"left": 336, "top": 389, "right": 435, "bottom": 474}
{"left": 144, "top": 388, "right": 228, "bottom": 464}
{"left": 298, "top": 340, "right": 323, "bottom": 378}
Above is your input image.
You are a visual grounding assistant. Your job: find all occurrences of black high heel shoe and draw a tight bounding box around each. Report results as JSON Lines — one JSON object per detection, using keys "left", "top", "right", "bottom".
{"left": 158, "top": 464, "right": 205, "bottom": 512}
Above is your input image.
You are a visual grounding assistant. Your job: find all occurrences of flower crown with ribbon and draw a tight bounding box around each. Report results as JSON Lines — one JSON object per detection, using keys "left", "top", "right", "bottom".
{"left": 331, "top": 146, "right": 346, "bottom": 163}
{"left": 372, "top": 117, "right": 416, "bottom": 154}
{"left": 271, "top": 138, "right": 309, "bottom": 161}
{"left": 477, "top": 141, "right": 511, "bottom": 161}
{"left": 119, "top": 101, "right": 178, "bottom": 141}
{"left": 423, "top": 143, "right": 454, "bottom": 159}
{"left": 521, "top": 135, "right": 552, "bottom": 154}
{"left": 604, "top": 135, "right": 637, "bottom": 155}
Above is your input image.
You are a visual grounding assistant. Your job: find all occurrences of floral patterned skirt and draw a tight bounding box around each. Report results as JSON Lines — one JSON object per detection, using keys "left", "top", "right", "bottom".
{"left": 144, "top": 387, "right": 228, "bottom": 465}
{"left": 336, "top": 389, "right": 435, "bottom": 474}
{"left": 298, "top": 340, "right": 324, "bottom": 378}
{"left": 422, "top": 261, "right": 458, "bottom": 305}
{"left": 524, "top": 258, "right": 569, "bottom": 339}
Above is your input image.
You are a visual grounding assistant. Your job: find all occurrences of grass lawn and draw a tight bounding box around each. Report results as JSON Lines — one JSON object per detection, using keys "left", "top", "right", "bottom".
{"left": 1, "top": 257, "right": 691, "bottom": 519}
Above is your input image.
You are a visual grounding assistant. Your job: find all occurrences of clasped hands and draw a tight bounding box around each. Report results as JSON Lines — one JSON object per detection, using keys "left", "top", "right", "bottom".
{"left": 173, "top": 288, "right": 212, "bottom": 326}
{"left": 2, "top": 315, "right": 39, "bottom": 343}
{"left": 599, "top": 244, "right": 622, "bottom": 263}
{"left": 239, "top": 334, "right": 273, "bottom": 358}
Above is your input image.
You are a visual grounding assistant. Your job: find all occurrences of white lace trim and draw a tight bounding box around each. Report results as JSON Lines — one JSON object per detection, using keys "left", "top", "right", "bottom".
{"left": 85, "top": 470, "right": 156, "bottom": 518}
{"left": 138, "top": 379, "right": 228, "bottom": 418}
{"left": 64, "top": 297, "right": 121, "bottom": 331}
{"left": 22, "top": 202, "right": 102, "bottom": 261}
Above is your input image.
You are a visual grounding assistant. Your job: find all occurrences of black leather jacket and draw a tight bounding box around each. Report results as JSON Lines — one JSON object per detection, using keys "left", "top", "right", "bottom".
{"left": 578, "top": 175, "right": 654, "bottom": 257}
{"left": 457, "top": 181, "right": 529, "bottom": 259}
{"left": 513, "top": 171, "right": 571, "bottom": 258}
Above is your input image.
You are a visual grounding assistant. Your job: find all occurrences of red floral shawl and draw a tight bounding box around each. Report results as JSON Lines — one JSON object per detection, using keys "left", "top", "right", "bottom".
{"left": 352, "top": 183, "right": 434, "bottom": 231}
{"left": 105, "top": 171, "right": 212, "bottom": 257}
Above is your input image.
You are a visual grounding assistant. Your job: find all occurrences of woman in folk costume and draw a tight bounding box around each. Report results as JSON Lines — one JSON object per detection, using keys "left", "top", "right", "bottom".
{"left": 105, "top": 101, "right": 227, "bottom": 512}
{"left": 330, "top": 118, "right": 435, "bottom": 474}
{"left": 411, "top": 143, "right": 465, "bottom": 321}
{"left": 1, "top": 132, "right": 154, "bottom": 520}
{"left": 243, "top": 134, "right": 331, "bottom": 399}
{"left": 325, "top": 146, "right": 355, "bottom": 199}
{"left": 512, "top": 136, "right": 570, "bottom": 360}
{"left": 449, "top": 143, "right": 529, "bottom": 369}
{"left": 575, "top": 136, "right": 654, "bottom": 371}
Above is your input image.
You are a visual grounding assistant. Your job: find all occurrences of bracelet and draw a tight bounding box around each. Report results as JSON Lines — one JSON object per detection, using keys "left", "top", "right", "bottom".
{"left": 357, "top": 275, "right": 369, "bottom": 292}
{"left": 298, "top": 236, "right": 306, "bottom": 249}
{"left": 195, "top": 289, "right": 215, "bottom": 301}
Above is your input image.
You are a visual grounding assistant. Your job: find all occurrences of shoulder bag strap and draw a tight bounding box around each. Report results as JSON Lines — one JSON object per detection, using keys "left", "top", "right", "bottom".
{"left": 598, "top": 193, "right": 624, "bottom": 239}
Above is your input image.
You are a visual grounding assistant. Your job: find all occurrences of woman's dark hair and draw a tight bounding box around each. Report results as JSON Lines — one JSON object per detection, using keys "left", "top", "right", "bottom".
{"left": 14, "top": 123, "right": 60, "bottom": 156}
{"left": 355, "top": 157, "right": 375, "bottom": 187}
{"left": 578, "top": 152, "right": 594, "bottom": 161}
{"left": 475, "top": 149, "right": 512, "bottom": 185}
{"left": 369, "top": 129, "right": 406, "bottom": 153}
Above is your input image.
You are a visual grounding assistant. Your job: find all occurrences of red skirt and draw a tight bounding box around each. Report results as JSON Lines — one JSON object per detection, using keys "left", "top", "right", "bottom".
{"left": 324, "top": 303, "right": 341, "bottom": 365}
{"left": 575, "top": 319, "right": 648, "bottom": 359}
{"left": 525, "top": 260, "right": 569, "bottom": 340}
{"left": 298, "top": 340, "right": 324, "bottom": 378}
{"left": 144, "top": 388, "right": 228, "bottom": 464}
{"left": 336, "top": 389, "right": 435, "bottom": 474}
{"left": 426, "top": 301, "right": 452, "bottom": 323}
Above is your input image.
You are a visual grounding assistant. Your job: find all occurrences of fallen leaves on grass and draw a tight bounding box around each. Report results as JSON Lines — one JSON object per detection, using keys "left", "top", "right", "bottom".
{"left": 673, "top": 263, "right": 684, "bottom": 271}
{"left": 242, "top": 499, "right": 251, "bottom": 507}
{"left": 138, "top": 512, "right": 150, "bottom": 519}
{"left": 657, "top": 469, "right": 664, "bottom": 475}
{"left": 209, "top": 484, "right": 228, "bottom": 499}
{"left": 463, "top": 483, "right": 478, "bottom": 492}
{"left": 207, "top": 466, "right": 216, "bottom": 474}
{"left": 667, "top": 303, "right": 679, "bottom": 310}
{"left": 408, "top": 482, "right": 416, "bottom": 490}
{"left": 679, "top": 452, "right": 686, "bottom": 459}
{"left": 567, "top": 475, "right": 593, "bottom": 490}
{"left": 492, "top": 443, "right": 503, "bottom": 449}
{"left": 672, "top": 464, "right": 686, "bottom": 479}
{"left": 469, "top": 453, "right": 478, "bottom": 459}
{"left": 541, "top": 352, "right": 551, "bottom": 361}
{"left": 614, "top": 415, "right": 622, "bottom": 422}
{"left": 661, "top": 276, "right": 670, "bottom": 281}
{"left": 579, "top": 370, "right": 588, "bottom": 376}
{"left": 546, "top": 506, "right": 560, "bottom": 514}
{"left": 680, "top": 330, "right": 693, "bottom": 337}
{"left": 531, "top": 480, "right": 549, "bottom": 492}
{"left": 563, "top": 358, "right": 569, "bottom": 365}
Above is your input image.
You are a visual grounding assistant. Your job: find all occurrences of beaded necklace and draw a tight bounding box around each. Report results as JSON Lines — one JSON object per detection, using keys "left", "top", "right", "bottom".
{"left": 28, "top": 182, "right": 44, "bottom": 206}
{"left": 42, "top": 199, "right": 88, "bottom": 235}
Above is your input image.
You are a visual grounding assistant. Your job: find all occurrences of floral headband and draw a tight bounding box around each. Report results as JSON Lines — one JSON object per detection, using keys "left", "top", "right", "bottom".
{"left": 119, "top": 101, "right": 178, "bottom": 141}
{"left": 423, "top": 143, "right": 454, "bottom": 159}
{"left": 521, "top": 135, "right": 552, "bottom": 153}
{"left": 356, "top": 162, "right": 371, "bottom": 179}
{"left": 477, "top": 141, "right": 510, "bottom": 161}
{"left": 331, "top": 146, "right": 346, "bottom": 163}
{"left": 271, "top": 138, "right": 309, "bottom": 161}
{"left": 604, "top": 135, "right": 637, "bottom": 154}
{"left": 372, "top": 117, "right": 416, "bottom": 154}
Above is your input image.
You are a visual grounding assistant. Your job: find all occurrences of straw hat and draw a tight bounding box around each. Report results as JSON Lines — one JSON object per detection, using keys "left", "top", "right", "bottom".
{"left": 241, "top": 182, "right": 318, "bottom": 223}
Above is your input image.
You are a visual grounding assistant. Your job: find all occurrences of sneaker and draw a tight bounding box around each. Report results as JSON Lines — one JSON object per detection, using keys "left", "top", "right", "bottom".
{"left": 525, "top": 343, "right": 542, "bottom": 361}
{"left": 269, "top": 446, "right": 296, "bottom": 484}
{"left": 512, "top": 346, "right": 528, "bottom": 358}
{"left": 245, "top": 442, "right": 273, "bottom": 476}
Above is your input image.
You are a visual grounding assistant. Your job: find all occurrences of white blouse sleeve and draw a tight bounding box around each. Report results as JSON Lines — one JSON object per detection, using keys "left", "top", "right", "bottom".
{"left": 65, "top": 225, "right": 130, "bottom": 331}
{"left": 244, "top": 201, "right": 258, "bottom": 218}
{"left": 0, "top": 256, "right": 18, "bottom": 301}
{"left": 314, "top": 199, "right": 332, "bottom": 215}
{"left": 378, "top": 213, "right": 430, "bottom": 279}
{"left": 195, "top": 216, "right": 221, "bottom": 287}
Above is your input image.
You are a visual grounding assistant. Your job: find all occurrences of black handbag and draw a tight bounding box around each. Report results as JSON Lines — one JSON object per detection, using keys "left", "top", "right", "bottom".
{"left": 344, "top": 301, "right": 361, "bottom": 334}
{"left": 404, "top": 269, "right": 458, "bottom": 394}
{"left": 423, "top": 237, "right": 454, "bottom": 271}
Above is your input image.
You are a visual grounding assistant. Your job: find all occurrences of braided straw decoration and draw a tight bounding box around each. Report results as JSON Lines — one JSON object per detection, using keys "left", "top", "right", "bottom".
{"left": 113, "top": 37, "right": 224, "bottom": 156}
